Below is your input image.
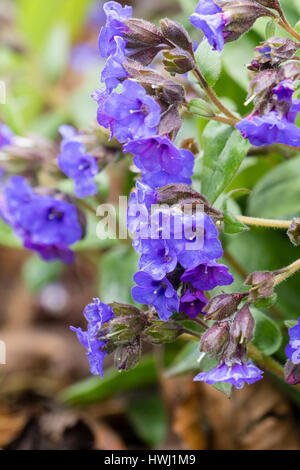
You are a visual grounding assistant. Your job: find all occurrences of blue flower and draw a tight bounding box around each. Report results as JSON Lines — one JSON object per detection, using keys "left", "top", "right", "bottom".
{"left": 127, "top": 181, "right": 157, "bottom": 236}
{"left": 138, "top": 239, "right": 178, "bottom": 281}
{"left": 94, "top": 80, "right": 161, "bottom": 143}
{"left": 285, "top": 318, "right": 300, "bottom": 365}
{"left": 58, "top": 126, "right": 99, "bottom": 198}
{"left": 236, "top": 100, "right": 300, "bottom": 147}
{"left": 101, "top": 36, "right": 128, "bottom": 91}
{"left": 99, "top": 1, "right": 132, "bottom": 58}
{"left": 0, "top": 123, "right": 14, "bottom": 149}
{"left": 190, "top": 0, "right": 226, "bottom": 52}
{"left": 124, "top": 136, "right": 195, "bottom": 189}
{"left": 180, "top": 288, "right": 208, "bottom": 319}
{"left": 273, "top": 79, "right": 294, "bottom": 104}
{"left": 132, "top": 271, "right": 179, "bottom": 321}
{"left": 194, "top": 361, "right": 264, "bottom": 389}
{"left": 181, "top": 260, "right": 234, "bottom": 291}
{"left": 71, "top": 298, "right": 115, "bottom": 376}
{"left": 2, "top": 176, "right": 82, "bottom": 263}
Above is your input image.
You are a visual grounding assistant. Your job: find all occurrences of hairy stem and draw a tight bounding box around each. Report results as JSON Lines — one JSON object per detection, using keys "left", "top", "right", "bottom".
{"left": 192, "top": 67, "right": 239, "bottom": 123}
{"left": 235, "top": 215, "right": 291, "bottom": 229}
{"left": 278, "top": 16, "right": 300, "bottom": 42}
{"left": 274, "top": 258, "right": 300, "bottom": 286}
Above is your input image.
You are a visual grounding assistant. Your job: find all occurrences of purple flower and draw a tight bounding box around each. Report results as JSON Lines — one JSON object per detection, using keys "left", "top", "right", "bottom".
{"left": 236, "top": 100, "right": 300, "bottom": 147}
{"left": 180, "top": 288, "right": 208, "bottom": 318}
{"left": 94, "top": 80, "right": 161, "bottom": 143}
{"left": 273, "top": 79, "right": 294, "bottom": 104}
{"left": 127, "top": 181, "right": 157, "bottom": 235}
{"left": 99, "top": 1, "right": 132, "bottom": 58}
{"left": 190, "top": 0, "right": 226, "bottom": 52}
{"left": 71, "top": 298, "right": 115, "bottom": 376}
{"left": 181, "top": 260, "right": 234, "bottom": 291}
{"left": 285, "top": 318, "right": 300, "bottom": 365}
{"left": 194, "top": 361, "right": 264, "bottom": 389}
{"left": 2, "top": 176, "right": 82, "bottom": 263}
{"left": 124, "top": 136, "right": 195, "bottom": 189}
{"left": 58, "top": 127, "right": 99, "bottom": 198}
{"left": 138, "top": 239, "right": 178, "bottom": 281}
{"left": 171, "top": 212, "right": 223, "bottom": 270}
{"left": 0, "top": 123, "right": 14, "bottom": 149}
{"left": 101, "top": 36, "right": 128, "bottom": 91}
{"left": 132, "top": 271, "right": 179, "bottom": 321}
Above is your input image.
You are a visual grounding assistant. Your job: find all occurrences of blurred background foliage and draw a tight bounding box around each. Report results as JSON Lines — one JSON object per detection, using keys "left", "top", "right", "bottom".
{"left": 1, "top": 0, "right": 300, "bottom": 450}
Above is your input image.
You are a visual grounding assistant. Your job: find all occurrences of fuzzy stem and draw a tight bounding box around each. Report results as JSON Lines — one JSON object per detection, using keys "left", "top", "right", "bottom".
{"left": 235, "top": 215, "right": 291, "bottom": 229}
{"left": 192, "top": 67, "right": 239, "bottom": 123}
{"left": 278, "top": 16, "right": 300, "bottom": 42}
{"left": 274, "top": 258, "right": 300, "bottom": 286}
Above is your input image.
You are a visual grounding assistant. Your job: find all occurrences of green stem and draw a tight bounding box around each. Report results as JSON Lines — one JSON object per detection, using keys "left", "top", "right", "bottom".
{"left": 235, "top": 215, "right": 291, "bottom": 229}
{"left": 274, "top": 258, "right": 300, "bottom": 286}
{"left": 277, "top": 9, "right": 300, "bottom": 42}
{"left": 192, "top": 67, "right": 239, "bottom": 123}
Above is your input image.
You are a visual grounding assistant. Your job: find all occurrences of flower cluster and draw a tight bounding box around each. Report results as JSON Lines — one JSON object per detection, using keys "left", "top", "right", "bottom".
{"left": 285, "top": 318, "right": 300, "bottom": 385}
{"left": 0, "top": 175, "right": 83, "bottom": 263}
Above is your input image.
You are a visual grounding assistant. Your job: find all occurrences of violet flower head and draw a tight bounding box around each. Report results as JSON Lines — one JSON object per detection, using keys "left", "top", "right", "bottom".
{"left": 101, "top": 36, "right": 128, "bottom": 92}
{"left": 285, "top": 318, "right": 300, "bottom": 365}
{"left": 99, "top": 1, "right": 132, "bottom": 58}
{"left": 2, "top": 176, "right": 82, "bottom": 263}
{"left": 138, "top": 239, "right": 178, "bottom": 281}
{"left": 124, "top": 136, "right": 195, "bottom": 189}
{"left": 127, "top": 181, "right": 157, "bottom": 236}
{"left": 95, "top": 80, "right": 161, "bottom": 143}
{"left": 180, "top": 288, "right": 208, "bottom": 319}
{"left": 132, "top": 271, "right": 179, "bottom": 321}
{"left": 190, "top": 0, "right": 226, "bottom": 52}
{"left": 58, "top": 126, "right": 99, "bottom": 199}
{"left": 0, "top": 123, "right": 15, "bottom": 149}
{"left": 273, "top": 79, "right": 294, "bottom": 104}
{"left": 236, "top": 100, "right": 300, "bottom": 147}
{"left": 194, "top": 361, "right": 264, "bottom": 389}
{"left": 181, "top": 260, "right": 234, "bottom": 291}
{"left": 71, "top": 298, "right": 115, "bottom": 376}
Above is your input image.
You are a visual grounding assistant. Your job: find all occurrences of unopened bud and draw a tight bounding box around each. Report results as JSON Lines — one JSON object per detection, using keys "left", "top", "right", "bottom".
{"left": 231, "top": 303, "right": 255, "bottom": 344}
{"left": 245, "top": 271, "right": 275, "bottom": 301}
{"left": 217, "top": 0, "right": 276, "bottom": 44}
{"left": 200, "top": 321, "right": 230, "bottom": 355}
{"left": 288, "top": 218, "right": 300, "bottom": 246}
{"left": 160, "top": 18, "right": 193, "bottom": 53}
{"left": 285, "top": 359, "right": 300, "bottom": 386}
{"left": 248, "top": 37, "right": 300, "bottom": 72}
{"left": 163, "top": 48, "right": 195, "bottom": 75}
{"left": 114, "top": 337, "right": 141, "bottom": 371}
{"left": 143, "top": 320, "right": 181, "bottom": 344}
{"left": 188, "top": 98, "right": 215, "bottom": 118}
{"left": 124, "top": 18, "right": 163, "bottom": 47}
{"left": 203, "top": 292, "right": 247, "bottom": 320}
{"left": 221, "top": 341, "right": 248, "bottom": 367}
{"left": 254, "top": 0, "right": 280, "bottom": 9}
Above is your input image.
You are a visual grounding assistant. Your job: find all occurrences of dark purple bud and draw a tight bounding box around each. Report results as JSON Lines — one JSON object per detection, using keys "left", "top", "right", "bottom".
{"left": 200, "top": 321, "right": 230, "bottom": 355}
{"left": 160, "top": 18, "right": 193, "bottom": 53}
{"left": 124, "top": 18, "right": 164, "bottom": 47}
{"left": 287, "top": 218, "right": 300, "bottom": 246}
{"left": 245, "top": 271, "right": 275, "bottom": 301}
{"left": 254, "top": 0, "right": 280, "bottom": 9}
{"left": 163, "top": 48, "right": 195, "bottom": 75}
{"left": 217, "top": 0, "right": 276, "bottom": 45}
{"left": 285, "top": 359, "right": 300, "bottom": 386}
{"left": 114, "top": 337, "right": 141, "bottom": 371}
{"left": 221, "top": 341, "right": 248, "bottom": 367}
{"left": 203, "top": 292, "right": 247, "bottom": 321}
{"left": 231, "top": 303, "right": 255, "bottom": 344}
{"left": 143, "top": 320, "right": 181, "bottom": 344}
{"left": 249, "top": 37, "right": 300, "bottom": 72}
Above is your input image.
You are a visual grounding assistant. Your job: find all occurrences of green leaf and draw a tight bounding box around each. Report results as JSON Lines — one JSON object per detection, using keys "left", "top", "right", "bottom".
{"left": 202, "top": 121, "right": 250, "bottom": 203}
{"left": 265, "top": 18, "right": 277, "bottom": 39}
{"left": 99, "top": 246, "right": 139, "bottom": 305}
{"left": 127, "top": 394, "right": 168, "bottom": 447}
{"left": 60, "top": 356, "right": 158, "bottom": 406}
{"left": 23, "top": 255, "right": 63, "bottom": 293}
{"left": 194, "top": 40, "right": 221, "bottom": 86}
{"left": 223, "top": 210, "right": 249, "bottom": 235}
{"left": 251, "top": 308, "right": 282, "bottom": 356}
{"left": 166, "top": 341, "right": 200, "bottom": 377}
{"left": 248, "top": 156, "right": 300, "bottom": 219}
{"left": 253, "top": 293, "right": 278, "bottom": 309}
{"left": 294, "top": 19, "right": 300, "bottom": 35}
